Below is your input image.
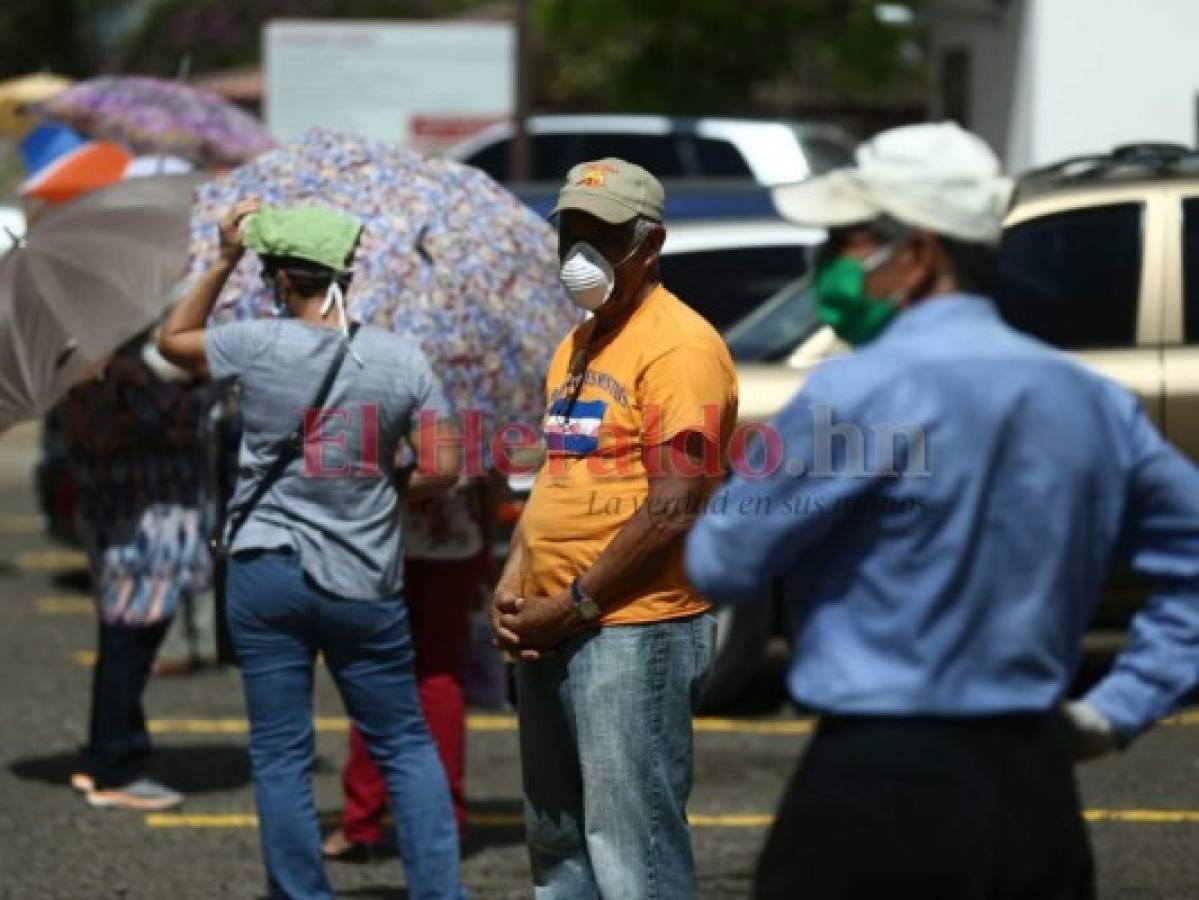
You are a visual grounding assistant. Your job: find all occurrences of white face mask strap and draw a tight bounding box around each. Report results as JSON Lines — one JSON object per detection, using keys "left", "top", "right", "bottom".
{"left": 320, "top": 280, "right": 346, "bottom": 332}
{"left": 862, "top": 243, "right": 896, "bottom": 273}
{"left": 323, "top": 279, "right": 362, "bottom": 363}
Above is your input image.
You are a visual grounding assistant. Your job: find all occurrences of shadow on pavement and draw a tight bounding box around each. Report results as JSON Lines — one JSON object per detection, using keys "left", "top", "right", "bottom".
{"left": 9, "top": 742, "right": 251, "bottom": 793}
{"left": 318, "top": 797, "right": 526, "bottom": 865}
{"left": 51, "top": 568, "right": 91, "bottom": 593}
{"left": 319, "top": 800, "right": 525, "bottom": 900}
{"left": 699, "top": 654, "right": 790, "bottom": 717}
{"left": 463, "top": 797, "right": 526, "bottom": 858}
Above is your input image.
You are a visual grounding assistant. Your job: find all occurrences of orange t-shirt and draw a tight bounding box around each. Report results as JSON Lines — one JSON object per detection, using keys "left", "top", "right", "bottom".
{"left": 518, "top": 285, "right": 739, "bottom": 626}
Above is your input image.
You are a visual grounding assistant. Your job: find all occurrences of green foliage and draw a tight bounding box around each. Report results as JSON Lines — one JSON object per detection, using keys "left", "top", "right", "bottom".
{"left": 0, "top": 0, "right": 126, "bottom": 78}
{"left": 530, "top": 0, "right": 922, "bottom": 115}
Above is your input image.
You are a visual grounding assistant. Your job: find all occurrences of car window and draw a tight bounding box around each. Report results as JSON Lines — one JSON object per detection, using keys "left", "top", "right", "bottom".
{"left": 800, "top": 136, "right": 853, "bottom": 175}
{"left": 724, "top": 275, "right": 823, "bottom": 362}
{"left": 996, "top": 203, "right": 1142, "bottom": 350}
{"left": 572, "top": 133, "right": 688, "bottom": 178}
{"left": 691, "top": 137, "right": 754, "bottom": 179}
{"left": 660, "top": 244, "right": 809, "bottom": 331}
{"left": 464, "top": 134, "right": 579, "bottom": 182}
{"left": 1182, "top": 198, "right": 1199, "bottom": 343}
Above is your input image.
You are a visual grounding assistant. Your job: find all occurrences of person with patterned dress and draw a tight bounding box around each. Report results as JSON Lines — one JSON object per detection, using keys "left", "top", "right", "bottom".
{"left": 66, "top": 333, "right": 217, "bottom": 811}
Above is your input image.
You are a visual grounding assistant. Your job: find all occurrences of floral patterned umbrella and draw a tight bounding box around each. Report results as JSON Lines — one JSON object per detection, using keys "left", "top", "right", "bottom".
{"left": 188, "top": 129, "right": 578, "bottom": 429}
{"left": 41, "top": 76, "right": 275, "bottom": 169}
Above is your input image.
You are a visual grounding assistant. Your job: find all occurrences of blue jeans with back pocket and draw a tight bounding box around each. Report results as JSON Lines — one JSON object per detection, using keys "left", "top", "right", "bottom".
{"left": 226, "top": 548, "right": 465, "bottom": 900}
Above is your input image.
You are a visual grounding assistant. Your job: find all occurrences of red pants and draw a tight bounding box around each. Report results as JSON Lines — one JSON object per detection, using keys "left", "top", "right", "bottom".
{"left": 341, "top": 559, "right": 474, "bottom": 843}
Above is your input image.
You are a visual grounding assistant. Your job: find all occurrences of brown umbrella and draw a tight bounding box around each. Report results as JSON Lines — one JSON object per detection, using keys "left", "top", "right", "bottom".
{"left": 0, "top": 174, "right": 203, "bottom": 433}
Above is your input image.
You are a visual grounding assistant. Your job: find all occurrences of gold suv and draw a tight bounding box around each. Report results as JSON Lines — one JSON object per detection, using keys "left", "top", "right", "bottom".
{"left": 735, "top": 143, "right": 1199, "bottom": 462}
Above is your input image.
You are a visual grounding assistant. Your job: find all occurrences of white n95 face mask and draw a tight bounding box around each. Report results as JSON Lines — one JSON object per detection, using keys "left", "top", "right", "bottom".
{"left": 560, "top": 242, "right": 616, "bottom": 311}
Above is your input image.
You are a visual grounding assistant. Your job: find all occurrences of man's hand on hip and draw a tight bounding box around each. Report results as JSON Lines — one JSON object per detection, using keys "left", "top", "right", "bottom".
{"left": 1061, "top": 700, "right": 1119, "bottom": 762}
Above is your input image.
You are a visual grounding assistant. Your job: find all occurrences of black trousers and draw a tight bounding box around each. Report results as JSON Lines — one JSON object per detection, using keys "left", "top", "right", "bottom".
{"left": 81, "top": 620, "right": 170, "bottom": 788}
{"left": 756, "top": 713, "right": 1095, "bottom": 900}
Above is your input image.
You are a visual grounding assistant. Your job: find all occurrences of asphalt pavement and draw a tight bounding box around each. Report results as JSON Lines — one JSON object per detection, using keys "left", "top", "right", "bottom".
{"left": 1, "top": 425, "right": 1197, "bottom": 899}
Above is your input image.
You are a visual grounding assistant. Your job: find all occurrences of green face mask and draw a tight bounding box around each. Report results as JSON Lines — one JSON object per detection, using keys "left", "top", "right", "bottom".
{"left": 814, "top": 255, "right": 899, "bottom": 347}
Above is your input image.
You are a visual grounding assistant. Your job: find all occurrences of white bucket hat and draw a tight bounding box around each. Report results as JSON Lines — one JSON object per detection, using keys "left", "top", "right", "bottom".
{"left": 773, "top": 122, "right": 1013, "bottom": 244}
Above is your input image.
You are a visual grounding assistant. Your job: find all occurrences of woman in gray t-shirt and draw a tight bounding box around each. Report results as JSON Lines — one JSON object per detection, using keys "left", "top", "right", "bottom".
{"left": 158, "top": 202, "right": 466, "bottom": 900}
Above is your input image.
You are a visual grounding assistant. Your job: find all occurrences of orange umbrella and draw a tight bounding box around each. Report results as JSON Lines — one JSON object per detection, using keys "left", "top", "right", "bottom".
{"left": 19, "top": 142, "right": 133, "bottom": 204}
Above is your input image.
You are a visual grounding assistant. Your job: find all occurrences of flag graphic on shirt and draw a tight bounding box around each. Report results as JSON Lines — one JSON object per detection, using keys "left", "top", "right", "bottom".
{"left": 544, "top": 399, "right": 607, "bottom": 455}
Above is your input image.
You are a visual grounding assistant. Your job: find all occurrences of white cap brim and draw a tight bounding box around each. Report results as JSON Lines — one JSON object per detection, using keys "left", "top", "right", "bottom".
{"left": 771, "top": 171, "right": 881, "bottom": 229}
{"left": 772, "top": 168, "right": 1011, "bottom": 244}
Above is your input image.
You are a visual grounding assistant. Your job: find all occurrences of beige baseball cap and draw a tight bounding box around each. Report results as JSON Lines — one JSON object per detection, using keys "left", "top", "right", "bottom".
{"left": 551, "top": 158, "right": 665, "bottom": 224}
{"left": 772, "top": 122, "right": 1013, "bottom": 244}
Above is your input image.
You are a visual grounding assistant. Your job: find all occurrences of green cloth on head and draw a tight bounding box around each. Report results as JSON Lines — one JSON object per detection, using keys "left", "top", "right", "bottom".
{"left": 243, "top": 206, "right": 363, "bottom": 272}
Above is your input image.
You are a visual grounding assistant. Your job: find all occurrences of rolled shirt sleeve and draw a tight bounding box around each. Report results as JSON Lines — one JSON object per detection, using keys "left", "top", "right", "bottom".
{"left": 1085, "top": 404, "right": 1199, "bottom": 741}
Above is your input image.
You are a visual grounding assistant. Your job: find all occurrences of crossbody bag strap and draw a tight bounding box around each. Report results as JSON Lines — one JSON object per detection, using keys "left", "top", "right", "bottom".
{"left": 224, "top": 322, "right": 361, "bottom": 545}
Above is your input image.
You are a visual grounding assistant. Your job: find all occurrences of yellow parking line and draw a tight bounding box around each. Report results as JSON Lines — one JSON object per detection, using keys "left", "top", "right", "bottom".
{"left": 148, "top": 814, "right": 258, "bottom": 828}
{"left": 1161, "top": 711, "right": 1199, "bottom": 727}
{"left": 695, "top": 719, "right": 813, "bottom": 735}
{"left": 38, "top": 597, "right": 93, "bottom": 614}
{"left": 143, "top": 712, "right": 1199, "bottom": 736}
{"left": 145, "top": 809, "right": 1199, "bottom": 830}
{"left": 468, "top": 714, "right": 519, "bottom": 732}
{"left": 15, "top": 550, "right": 87, "bottom": 572}
{"left": 691, "top": 814, "right": 775, "bottom": 827}
{"left": 145, "top": 715, "right": 812, "bottom": 736}
{"left": 467, "top": 813, "right": 525, "bottom": 827}
{"left": 138, "top": 712, "right": 1199, "bottom": 736}
{"left": 1085, "top": 809, "right": 1199, "bottom": 823}
{"left": 145, "top": 811, "right": 528, "bottom": 829}
{"left": 147, "top": 716, "right": 518, "bottom": 735}
{"left": 0, "top": 514, "right": 42, "bottom": 534}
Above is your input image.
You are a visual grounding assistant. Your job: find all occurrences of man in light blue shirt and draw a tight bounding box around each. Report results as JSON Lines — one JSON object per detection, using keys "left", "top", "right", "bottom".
{"left": 685, "top": 123, "right": 1199, "bottom": 900}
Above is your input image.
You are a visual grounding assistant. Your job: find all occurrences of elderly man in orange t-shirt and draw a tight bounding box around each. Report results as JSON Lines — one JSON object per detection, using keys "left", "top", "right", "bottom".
{"left": 491, "top": 158, "right": 739, "bottom": 899}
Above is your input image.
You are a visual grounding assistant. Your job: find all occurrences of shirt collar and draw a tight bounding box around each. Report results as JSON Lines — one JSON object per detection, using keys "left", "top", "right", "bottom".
{"left": 879, "top": 293, "right": 999, "bottom": 342}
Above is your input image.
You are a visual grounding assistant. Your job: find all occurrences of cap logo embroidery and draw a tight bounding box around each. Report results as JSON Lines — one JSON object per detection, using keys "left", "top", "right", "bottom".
{"left": 577, "top": 169, "right": 606, "bottom": 188}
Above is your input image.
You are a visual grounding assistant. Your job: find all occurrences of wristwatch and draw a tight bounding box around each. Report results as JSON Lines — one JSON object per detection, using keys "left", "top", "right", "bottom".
{"left": 570, "top": 576, "right": 602, "bottom": 623}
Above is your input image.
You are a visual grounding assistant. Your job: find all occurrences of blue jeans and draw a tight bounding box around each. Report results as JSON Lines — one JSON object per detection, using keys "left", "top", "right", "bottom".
{"left": 516, "top": 612, "right": 717, "bottom": 900}
{"left": 227, "top": 549, "right": 464, "bottom": 900}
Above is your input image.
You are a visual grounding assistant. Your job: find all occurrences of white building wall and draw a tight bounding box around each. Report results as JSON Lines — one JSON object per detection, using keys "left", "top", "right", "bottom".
{"left": 1031, "top": 0, "right": 1199, "bottom": 168}
{"left": 928, "top": 0, "right": 1199, "bottom": 173}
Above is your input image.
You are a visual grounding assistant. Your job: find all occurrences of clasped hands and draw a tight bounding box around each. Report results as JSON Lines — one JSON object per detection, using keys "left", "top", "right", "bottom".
{"left": 489, "top": 583, "right": 580, "bottom": 662}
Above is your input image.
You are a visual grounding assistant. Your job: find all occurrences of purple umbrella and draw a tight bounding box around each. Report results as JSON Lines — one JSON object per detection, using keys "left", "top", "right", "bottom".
{"left": 41, "top": 76, "right": 275, "bottom": 169}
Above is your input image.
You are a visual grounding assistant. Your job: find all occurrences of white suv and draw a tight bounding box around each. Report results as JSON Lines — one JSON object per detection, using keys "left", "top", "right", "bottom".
{"left": 447, "top": 115, "right": 855, "bottom": 185}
